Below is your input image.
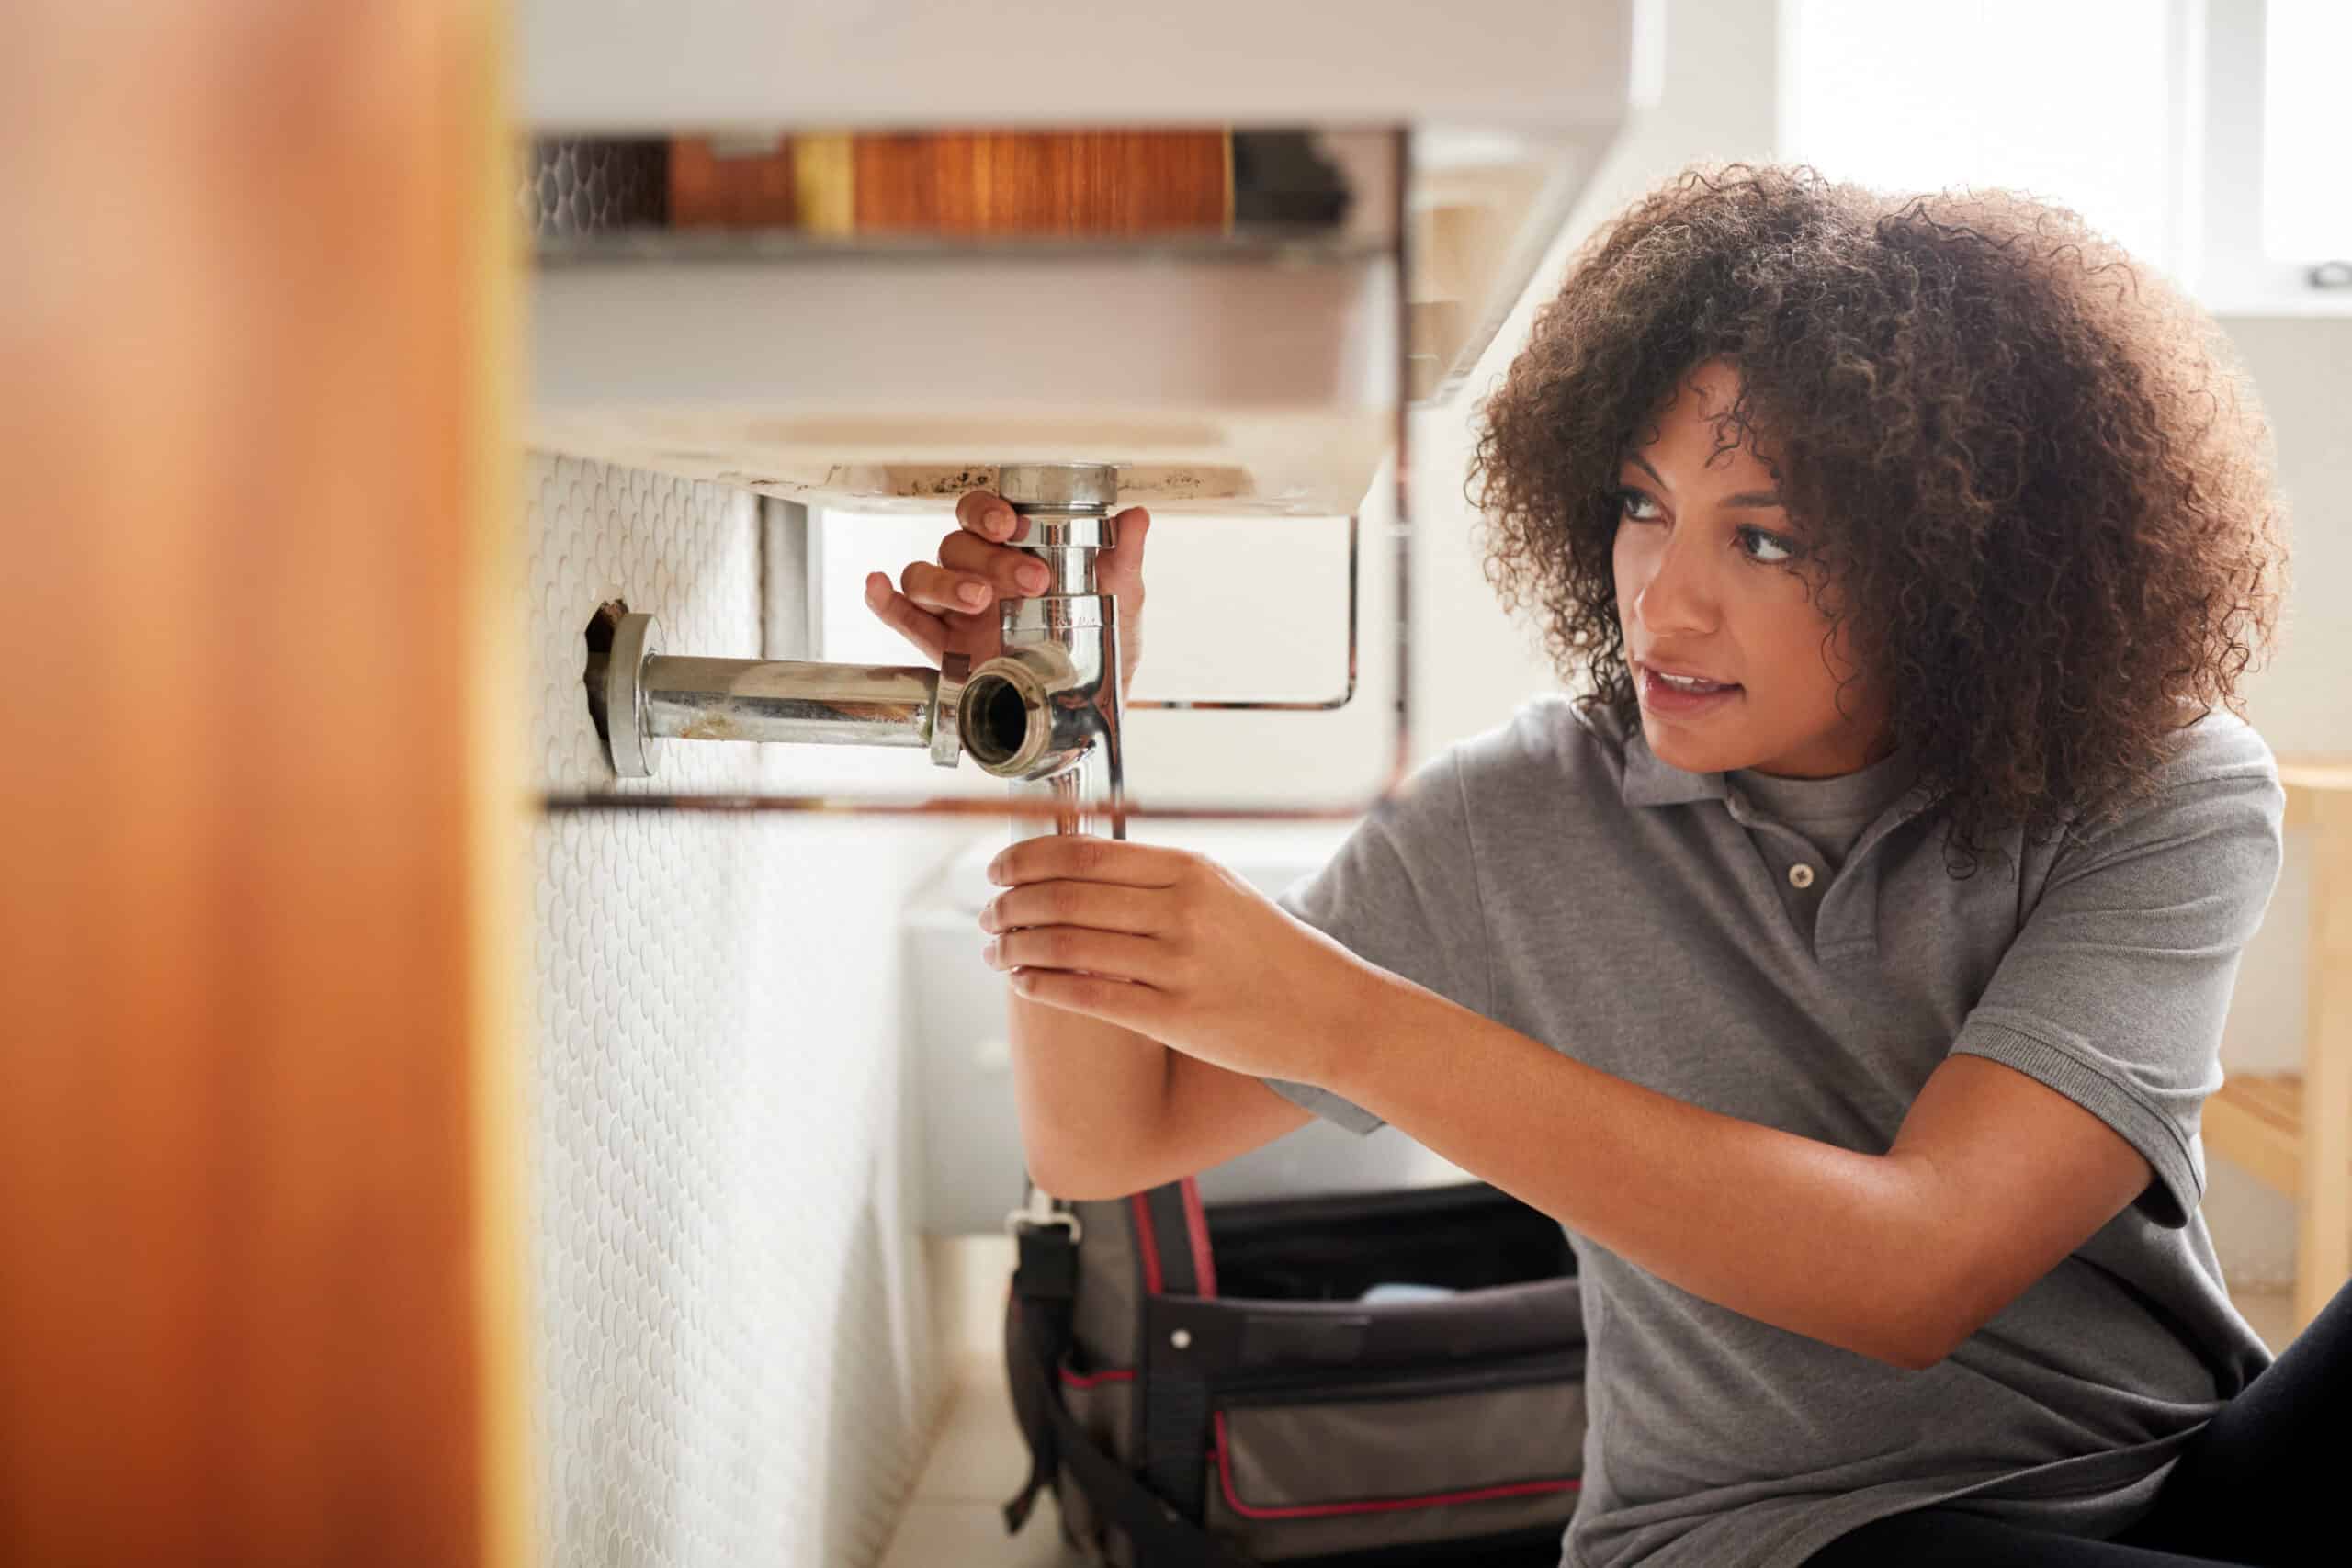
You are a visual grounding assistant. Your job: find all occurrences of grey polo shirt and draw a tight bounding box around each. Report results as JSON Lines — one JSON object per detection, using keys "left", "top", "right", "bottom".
{"left": 1262, "top": 694, "right": 2284, "bottom": 1568}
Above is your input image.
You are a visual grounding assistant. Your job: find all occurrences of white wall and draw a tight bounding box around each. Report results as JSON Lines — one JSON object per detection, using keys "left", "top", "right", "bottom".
{"left": 522, "top": 457, "right": 974, "bottom": 1567}
{"left": 2222, "top": 317, "right": 2352, "bottom": 759}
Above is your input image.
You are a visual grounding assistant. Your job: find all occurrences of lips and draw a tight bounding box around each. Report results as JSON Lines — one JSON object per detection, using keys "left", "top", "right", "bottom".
{"left": 1639, "top": 660, "right": 1739, "bottom": 691}
{"left": 1636, "top": 661, "right": 1743, "bottom": 718}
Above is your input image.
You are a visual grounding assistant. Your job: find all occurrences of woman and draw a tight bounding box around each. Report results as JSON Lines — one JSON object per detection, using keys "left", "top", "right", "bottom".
{"left": 865, "top": 164, "right": 2339, "bottom": 1567}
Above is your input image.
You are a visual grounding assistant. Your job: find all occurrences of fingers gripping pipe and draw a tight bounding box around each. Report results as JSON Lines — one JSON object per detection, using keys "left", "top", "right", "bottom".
{"left": 586, "top": 462, "right": 1125, "bottom": 840}
{"left": 970, "top": 462, "right": 1127, "bottom": 841}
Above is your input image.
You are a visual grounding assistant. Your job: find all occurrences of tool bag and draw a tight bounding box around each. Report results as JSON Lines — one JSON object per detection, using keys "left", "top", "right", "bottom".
{"left": 1001, "top": 1174, "right": 1589, "bottom": 1566}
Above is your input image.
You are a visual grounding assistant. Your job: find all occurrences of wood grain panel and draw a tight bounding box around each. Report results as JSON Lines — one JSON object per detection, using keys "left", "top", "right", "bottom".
{"left": 669, "top": 129, "right": 1232, "bottom": 234}
{"left": 2300, "top": 779, "right": 2352, "bottom": 1329}
{"left": 854, "top": 129, "right": 1229, "bottom": 233}
{"left": 0, "top": 4, "right": 524, "bottom": 1566}
{"left": 2207, "top": 1080, "right": 2305, "bottom": 1198}
{"left": 671, "top": 135, "right": 798, "bottom": 226}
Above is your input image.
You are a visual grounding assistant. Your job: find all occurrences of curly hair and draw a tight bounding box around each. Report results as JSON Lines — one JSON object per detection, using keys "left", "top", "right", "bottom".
{"left": 1469, "top": 161, "right": 2288, "bottom": 873}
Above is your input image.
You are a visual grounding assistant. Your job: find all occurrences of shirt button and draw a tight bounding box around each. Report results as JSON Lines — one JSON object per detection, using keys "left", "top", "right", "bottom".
{"left": 1787, "top": 863, "right": 1816, "bottom": 889}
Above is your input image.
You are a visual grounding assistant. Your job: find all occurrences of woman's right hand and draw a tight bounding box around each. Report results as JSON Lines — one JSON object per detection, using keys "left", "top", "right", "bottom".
{"left": 863, "top": 488, "right": 1153, "bottom": 701}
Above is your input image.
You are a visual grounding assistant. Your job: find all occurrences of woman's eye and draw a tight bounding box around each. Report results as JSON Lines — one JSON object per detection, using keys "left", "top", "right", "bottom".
{"left": 1611, "top": 487, "right": 1660, "bottom": 521}
{"left": 1613, "top": 489, "right": 1801, "bottom": 564}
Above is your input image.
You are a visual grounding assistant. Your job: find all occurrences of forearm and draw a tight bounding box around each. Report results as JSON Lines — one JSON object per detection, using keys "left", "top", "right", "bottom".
{"left": 1006, "top": 986, "right": 1171, "bottom": 1197}
{"left": 1320, "top": 969, "right": 1949, "bottom": 1370}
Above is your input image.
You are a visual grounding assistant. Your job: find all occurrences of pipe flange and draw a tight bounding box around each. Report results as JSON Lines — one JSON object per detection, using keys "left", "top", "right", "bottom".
{"left": 930, "top": 651, "right": 969, "bottom": 769}
{"left": 606, "top": 611, "right": 662, "bottom": 779}
{"left": 997, "top": 462, "right": 1122, "bottom": 512}
{"left": 958, "top": 649, "right": 1057, "bottom": 779}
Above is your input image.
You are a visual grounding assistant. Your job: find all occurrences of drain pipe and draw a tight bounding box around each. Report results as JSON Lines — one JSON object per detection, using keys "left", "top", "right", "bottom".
{"left": 958, "top": 463, "right": 1127, "bottom": 842}
{"left": 584, "top": 603, "right": 968, "bottom": 778}
{"left": 586, "top": 461, "right": 1125, "bottom": 840}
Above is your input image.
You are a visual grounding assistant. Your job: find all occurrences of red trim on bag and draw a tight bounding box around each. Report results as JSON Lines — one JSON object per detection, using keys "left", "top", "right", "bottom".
{"left": 1210, "top": 1411, "right": 1579, "bottom": 1519}
{"left": 1178, "top": 1178, "right": 1218, "bottom": 1297}
{"left": 1130, "top": 1191, "right": 1165, "bottom": 1294}
{"left": 1058, "top": 1365, "right": 1137, "bottom": 1390}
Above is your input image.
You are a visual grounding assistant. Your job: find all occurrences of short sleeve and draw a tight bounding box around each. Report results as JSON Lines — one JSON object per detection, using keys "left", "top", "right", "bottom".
{"left": 1949, "top": 734, "right": 2286, "bottom": 1228}
{"left": 1261, "top": 747, "right": 1491, "bottom": 1136}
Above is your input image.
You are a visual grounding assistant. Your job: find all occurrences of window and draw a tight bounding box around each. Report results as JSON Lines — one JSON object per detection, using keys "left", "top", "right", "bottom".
{"left": 1781, "top": 0, "right": 2348, "bottom": 312}
{"left": 2263, "top": 0, "right": 2352, "bottom": 262}
{"left": 1781, "top": 1, "right": 2176, "bottom": 275}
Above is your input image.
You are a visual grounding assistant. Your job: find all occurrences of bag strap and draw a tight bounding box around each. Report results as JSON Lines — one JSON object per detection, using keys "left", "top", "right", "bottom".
{"left": 1002, "top": 1204, "right": 1260, "bottom": 1568}
{"left": 1001, "top": 1213, "right": 1075, "bottom": 1535}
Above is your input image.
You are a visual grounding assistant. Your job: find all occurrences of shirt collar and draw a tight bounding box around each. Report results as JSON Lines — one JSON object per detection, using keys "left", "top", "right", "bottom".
{"left": 1620, "top": 728, "right": 1930, "bottom": 829}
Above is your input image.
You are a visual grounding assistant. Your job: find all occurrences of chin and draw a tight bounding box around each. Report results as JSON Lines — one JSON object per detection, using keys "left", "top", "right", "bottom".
{"left": 1639, "top": 716, "right": 1758, "bottom": 775}
{"left": 1646, "top": 719, "right": 1740, "bottom": 775}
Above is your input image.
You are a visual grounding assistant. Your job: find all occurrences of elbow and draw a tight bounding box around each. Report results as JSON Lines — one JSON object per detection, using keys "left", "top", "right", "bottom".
{"left": 1859, "top": 1264, "right": 1963, "bottom": 1371}
{"left": 1884, "top": 1332, "right": 1953, "bottom": 1373}
{"left": 1811, "top": 1322, "right": 1945, "bottom": 1372}
{"left": 1023, "top": 1139, "right": 1146, "bottom": 1203}
{"left": 1880, "top": 1292, "right": 1967, "bottom": 1372}
{"left": 1871, "top": 1176, "right": 1969, "bottom": 1371}
{"left": 1023, "top": 1150, "right": 1102, "bottom": 1202}
{"left": 1857, "top": 1316, "right": 1950, "bottom": 1372}
{"left": 1028, "top": 1162, "right": 1125, "bottom": 1203}
{"left": 1021, "top": 1094, "right": 1177, "bottom": 1201}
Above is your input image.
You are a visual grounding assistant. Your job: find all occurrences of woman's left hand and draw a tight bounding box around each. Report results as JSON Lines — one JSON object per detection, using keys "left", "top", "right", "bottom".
{"left": 978, "top": 835, "right": 1373, "bottom": 1085}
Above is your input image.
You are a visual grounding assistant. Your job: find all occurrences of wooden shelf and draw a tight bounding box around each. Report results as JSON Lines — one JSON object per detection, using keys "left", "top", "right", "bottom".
{"left": 2208, "top": 756, "right": 2352, "bottom": 1334}
{"left": 2279, "top": 758, "right": 2352, "bottom": 821}
{"left": 2210, "top": 1073, "right": 2327, "bottom": 1197}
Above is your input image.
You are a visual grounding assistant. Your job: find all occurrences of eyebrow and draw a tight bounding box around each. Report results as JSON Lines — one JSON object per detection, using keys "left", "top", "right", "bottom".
{"left": 1624, "top": 451, "right": 1785, "bottom": 509}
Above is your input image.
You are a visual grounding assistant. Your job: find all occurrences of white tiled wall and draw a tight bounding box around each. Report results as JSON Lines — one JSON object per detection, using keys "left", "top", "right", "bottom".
{"left": 522, "top": 456, "right": 980, "bottom": 1567}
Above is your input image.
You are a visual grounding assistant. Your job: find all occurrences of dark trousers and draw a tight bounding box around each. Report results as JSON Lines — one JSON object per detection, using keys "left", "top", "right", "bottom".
{"left": 1804, "top": 1276, "right": 2352, "bottom": 1566}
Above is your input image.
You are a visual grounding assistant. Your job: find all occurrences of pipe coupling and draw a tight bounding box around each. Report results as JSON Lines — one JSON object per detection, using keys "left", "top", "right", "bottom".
{"left": 958, "top": 641, "right": 1109, "bottom": 782}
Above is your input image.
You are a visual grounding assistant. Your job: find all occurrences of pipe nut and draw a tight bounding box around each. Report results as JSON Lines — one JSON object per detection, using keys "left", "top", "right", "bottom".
{"left": 958, "top": 645, "right": 1080, "bottom": 780}
{"left": 930, "top": 651, "right": 969, "bottom": 769}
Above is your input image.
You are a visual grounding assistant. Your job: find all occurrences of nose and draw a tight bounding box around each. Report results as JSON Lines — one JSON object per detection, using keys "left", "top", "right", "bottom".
{"left": 1627, "top": 523, "right": 1718, "bottom": 640}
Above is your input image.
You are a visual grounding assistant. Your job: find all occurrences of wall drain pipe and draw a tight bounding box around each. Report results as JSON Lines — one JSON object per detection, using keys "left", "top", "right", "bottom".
{"left": 586, "top": 462, "right": 1126, "bottom": 840}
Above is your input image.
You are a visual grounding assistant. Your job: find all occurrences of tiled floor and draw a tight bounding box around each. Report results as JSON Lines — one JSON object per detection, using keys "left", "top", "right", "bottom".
{"left": 876, "top": 1281, "right": 2308, "bottom": 1568}
{"left": 879, "top": 1350, "right": 1082, "bottom": 1568}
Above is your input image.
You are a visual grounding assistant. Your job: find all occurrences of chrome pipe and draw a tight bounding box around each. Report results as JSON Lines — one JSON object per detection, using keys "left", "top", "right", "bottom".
{"left": 962, "top": 462, "right": 1128, "bottom": 842}
{"left": 590, "top": 607, "right": 967, "bottom": 777}
{"left": 642, "top": 656, "right": 934, "bottom": 748}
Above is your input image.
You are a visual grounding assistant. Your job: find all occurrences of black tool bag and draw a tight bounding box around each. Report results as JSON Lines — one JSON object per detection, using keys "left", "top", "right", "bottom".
{"left": 1001, "top": 1174, "right": 1588, "bottom": 1566}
